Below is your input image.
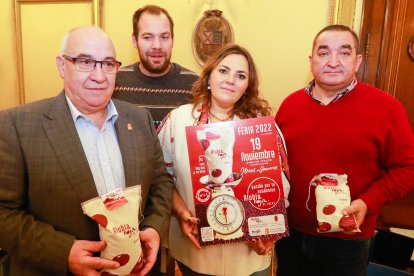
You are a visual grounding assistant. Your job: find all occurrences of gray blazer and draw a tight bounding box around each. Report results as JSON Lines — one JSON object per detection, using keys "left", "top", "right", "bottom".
{"left": 0, "top": 92, "right": 174, "bottom": 275}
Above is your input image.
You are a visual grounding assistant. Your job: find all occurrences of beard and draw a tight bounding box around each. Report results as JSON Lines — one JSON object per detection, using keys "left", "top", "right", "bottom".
{"left": 139, "top": 51, "right": 171, "bottom": 75}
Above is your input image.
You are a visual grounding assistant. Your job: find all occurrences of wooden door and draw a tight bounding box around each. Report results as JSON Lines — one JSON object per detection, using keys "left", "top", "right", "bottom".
{"left": 394, "top": 1, "right": 414, "bottom": 128}
{"left": 358, "top": 0, "right": 414, "bottom": 230}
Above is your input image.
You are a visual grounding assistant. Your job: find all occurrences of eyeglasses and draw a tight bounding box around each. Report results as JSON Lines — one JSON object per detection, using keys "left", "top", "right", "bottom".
{"left": 62, "top": 55, "right": 122, "bottom": 73}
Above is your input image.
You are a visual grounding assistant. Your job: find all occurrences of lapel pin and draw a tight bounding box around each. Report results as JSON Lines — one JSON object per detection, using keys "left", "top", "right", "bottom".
{"left": 127, "top": 123, "right": 133, "bottom": 130}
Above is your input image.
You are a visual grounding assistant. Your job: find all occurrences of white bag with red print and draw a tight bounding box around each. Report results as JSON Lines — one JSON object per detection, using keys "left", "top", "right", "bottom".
{"left": 308, "top": 174, "right": 360, "bottom": 233}
{"left": 82, "top": 185, "right": 144, "bottom": 275}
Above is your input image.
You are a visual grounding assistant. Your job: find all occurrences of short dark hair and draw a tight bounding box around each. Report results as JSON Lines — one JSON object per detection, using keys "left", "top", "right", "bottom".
{"left": 312, "top": 24, "right": 360, "bottom": 54}
{"left": 132, "top": 5, "right": 174, "bottom": 39}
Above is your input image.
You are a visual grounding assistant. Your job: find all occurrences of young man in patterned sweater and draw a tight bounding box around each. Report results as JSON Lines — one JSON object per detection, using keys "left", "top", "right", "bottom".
{"left": 113, "top": 5, "right": 198, "bottom": 129}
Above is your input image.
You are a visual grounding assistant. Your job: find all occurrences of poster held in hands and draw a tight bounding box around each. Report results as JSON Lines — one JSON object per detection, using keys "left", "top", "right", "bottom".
{"left": 186, "top": 116, "right": 289, "bottom": 246}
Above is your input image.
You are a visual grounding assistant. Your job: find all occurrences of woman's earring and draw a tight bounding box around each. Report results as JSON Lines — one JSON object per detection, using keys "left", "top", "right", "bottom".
{"left": 207, "top": 84, "right": 211, "bottom": 90}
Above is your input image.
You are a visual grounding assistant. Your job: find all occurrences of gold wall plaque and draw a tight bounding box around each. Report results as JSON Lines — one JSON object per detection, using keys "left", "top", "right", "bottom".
{"left": 192, "top": 10, "right": 234, "bottom": 65}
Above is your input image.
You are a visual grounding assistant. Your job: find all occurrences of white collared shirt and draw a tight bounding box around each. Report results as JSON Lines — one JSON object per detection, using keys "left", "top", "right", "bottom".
{"left": 66, "top": 96, "right": 125, "bottom": 196}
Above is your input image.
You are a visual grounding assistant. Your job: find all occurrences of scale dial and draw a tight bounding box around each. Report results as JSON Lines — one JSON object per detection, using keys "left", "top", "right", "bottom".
{"left": 206, "top": 194, "right": 244, "bottom": 235}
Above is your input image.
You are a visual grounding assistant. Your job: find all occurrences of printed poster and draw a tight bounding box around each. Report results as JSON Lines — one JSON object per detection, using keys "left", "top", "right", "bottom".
{"left": 186, "top": 116, "right": 289, "bottom": 246}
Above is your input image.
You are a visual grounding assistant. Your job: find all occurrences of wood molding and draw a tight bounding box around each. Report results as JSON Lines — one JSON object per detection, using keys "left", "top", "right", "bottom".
{"left": 381, "top": 0, "right": 407, "bottom": 96}
{"left": 14, "top": 1, "right": 24, "bottom": 104}
{"left": 358, "top": 0, "right": 388, "bottom": 87}
{"left": 328, "top": 0, "right": 357, "bottom": 28}
{"left": 358, "top": 0, "right": 409, "bottom": 96}
{"left": 13, "top": 0, "right": 103, "bottom": 104}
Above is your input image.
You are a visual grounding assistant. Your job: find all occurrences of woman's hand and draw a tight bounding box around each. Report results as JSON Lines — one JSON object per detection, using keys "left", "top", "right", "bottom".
{"left": 177, "top": 211, "right": 201, "bottom": 249}
{"left": 247, "top": 237, "right": 279, "bottom": 255}
{"left": 172, "top": 189, "right": 201, "bottom": 249}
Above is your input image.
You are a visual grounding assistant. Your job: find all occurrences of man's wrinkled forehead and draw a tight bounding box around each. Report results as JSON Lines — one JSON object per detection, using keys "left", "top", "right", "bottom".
{"left": 316, "top": 43, "right": 353, "bottom": 52}
{"left": 65, "top": 26, "right": 115, "bottom": 57}
{"left": 312, "top": 30, "right": 357, "bottom": 53}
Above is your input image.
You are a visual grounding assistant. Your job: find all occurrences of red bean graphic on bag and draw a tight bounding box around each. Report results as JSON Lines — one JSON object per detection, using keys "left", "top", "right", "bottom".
{"left": 211, "top": 169, "right": 222, "bottom": 177}
{"left": 339, "top": 215, "right": 358, "bottom": 231}
{"left": 318, "top": 222, "right": 332, "bottom": 232}
{"left": 322, "top": 204, "right": 336, "bottom": 215}
{"left": 92, "top": 214, "right": 108, "bottom": 228}
{"left": 200, "top": 139, "right": 210, "bottom": 151}
{"left": 113, "top": 254, "right": 130, "bottom": 266}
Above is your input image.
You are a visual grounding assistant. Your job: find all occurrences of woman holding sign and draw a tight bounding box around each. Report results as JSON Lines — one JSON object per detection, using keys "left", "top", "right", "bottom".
{"left": 158, "top": 44, "right": 290, "bottom": 276}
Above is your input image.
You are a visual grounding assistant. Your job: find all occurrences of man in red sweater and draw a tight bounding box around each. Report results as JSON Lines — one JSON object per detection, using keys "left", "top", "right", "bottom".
{"left": 275, "top": 24, "right": 414, "bottom": 276}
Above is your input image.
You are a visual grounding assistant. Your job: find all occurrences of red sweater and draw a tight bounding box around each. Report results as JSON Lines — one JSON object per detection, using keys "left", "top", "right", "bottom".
{"left": 275, "top": 82, "right": 414, "bottom": 238}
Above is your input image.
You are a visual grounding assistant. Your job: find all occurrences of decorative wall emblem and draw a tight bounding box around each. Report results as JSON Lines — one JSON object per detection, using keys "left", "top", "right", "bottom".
{"left": 192, "top": 10, "right": 234, "bottom": 65}
{"left": 408, "top": 36, "right": 414, "bottom": 62}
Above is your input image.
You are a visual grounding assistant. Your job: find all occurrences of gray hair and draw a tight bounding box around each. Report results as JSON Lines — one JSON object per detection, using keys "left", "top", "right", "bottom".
{"left": 60, "top": 33, "right": 69, "bottom": 55}
{"left": 59, "top": 25, "right": 109, "bottom": 55}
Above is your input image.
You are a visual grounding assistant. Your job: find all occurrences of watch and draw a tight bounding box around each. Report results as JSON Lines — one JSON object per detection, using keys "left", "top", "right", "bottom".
{"left": 206, "top": 194, "right": 245, "bottom": 235}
